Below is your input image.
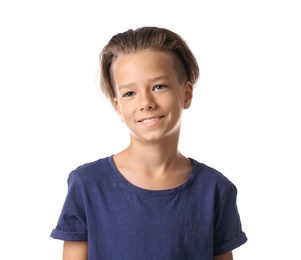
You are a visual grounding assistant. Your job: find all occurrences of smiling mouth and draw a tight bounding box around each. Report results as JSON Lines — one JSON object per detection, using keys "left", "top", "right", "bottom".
{"left": 142, "top": 118, "right": 159, "bottom": 123}
{"left": 138, "top": 116, "right": 163, "bottom": 123}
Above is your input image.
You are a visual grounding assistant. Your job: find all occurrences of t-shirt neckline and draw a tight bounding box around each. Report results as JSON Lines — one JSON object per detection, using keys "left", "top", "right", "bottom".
{"left": 107, "top": 155, "right": 196, "bottom": 197}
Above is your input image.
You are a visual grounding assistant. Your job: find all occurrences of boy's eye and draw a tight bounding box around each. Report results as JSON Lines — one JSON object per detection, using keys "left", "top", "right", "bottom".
{"left": 123, "top": 91, "right": 135, "bottom": 97}
{"left": 154, "top": 85, "right": 166, "bottom": 91}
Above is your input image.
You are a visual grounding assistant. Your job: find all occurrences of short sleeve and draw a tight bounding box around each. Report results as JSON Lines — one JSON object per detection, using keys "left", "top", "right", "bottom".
{"left": 213, "top": 182, "right": 247, "bottom": 256}
{"left": 50, "top": 171, "right": 88, "bottom": 241}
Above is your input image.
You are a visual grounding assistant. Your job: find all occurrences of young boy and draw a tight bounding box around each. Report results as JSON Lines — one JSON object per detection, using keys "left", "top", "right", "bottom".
{"left": 50, "top": 26, "right": 247, "bottom": 259}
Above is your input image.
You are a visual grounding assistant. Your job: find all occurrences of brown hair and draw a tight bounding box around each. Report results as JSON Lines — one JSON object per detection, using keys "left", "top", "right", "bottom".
{"left": 99, "top": 26, "right": 199, "bottom": 109}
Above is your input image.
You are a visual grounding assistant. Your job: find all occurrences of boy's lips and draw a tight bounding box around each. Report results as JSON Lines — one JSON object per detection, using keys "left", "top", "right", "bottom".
{"left": 137, "top": 116, "right": 164, "bottom": 123}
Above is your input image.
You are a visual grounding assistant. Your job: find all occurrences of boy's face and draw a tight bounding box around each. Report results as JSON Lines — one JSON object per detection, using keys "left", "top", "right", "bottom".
{"left": 112, "top": 50, "right": 193, "bottom": 143}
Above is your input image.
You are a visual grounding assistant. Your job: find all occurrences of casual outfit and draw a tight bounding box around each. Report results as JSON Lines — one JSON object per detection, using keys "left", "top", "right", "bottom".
{"left": 50, "top": 156, "right": 247, "bottom": 259}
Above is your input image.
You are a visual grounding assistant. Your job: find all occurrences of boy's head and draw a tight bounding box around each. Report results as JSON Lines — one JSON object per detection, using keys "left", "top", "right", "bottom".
{"left": 99, "top": 26, "right": 199, "bottom": 110}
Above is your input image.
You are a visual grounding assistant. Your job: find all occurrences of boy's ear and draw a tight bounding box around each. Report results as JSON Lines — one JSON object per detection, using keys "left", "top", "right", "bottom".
{"left": 114, "top": 97, "right": 124, "bottom": 122}
{"left": 183, "top": 81, "right": 193, "bottom": 109}
{"left": 114, "top": 97, "right": 120, "bottom": 114}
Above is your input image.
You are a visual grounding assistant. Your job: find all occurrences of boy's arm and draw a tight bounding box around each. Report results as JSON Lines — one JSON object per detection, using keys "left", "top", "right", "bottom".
{"left": 213, "top": 251, "right": 233, "bottom": 260}
{"left": 63, "top": 241, "right": 88, "bottom": 260}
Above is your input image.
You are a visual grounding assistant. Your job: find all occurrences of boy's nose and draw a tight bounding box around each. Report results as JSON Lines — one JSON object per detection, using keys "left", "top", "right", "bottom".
{"left": 139, "top": 92, "right": 156, "bottom": 111}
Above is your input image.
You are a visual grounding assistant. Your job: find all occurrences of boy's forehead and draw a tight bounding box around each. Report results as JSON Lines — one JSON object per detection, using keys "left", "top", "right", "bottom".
{"left": 111, "top": 51, "right": 180, "bottom": 86}
{"left": 111, "top": 50, "right": 187, "bottom": 87}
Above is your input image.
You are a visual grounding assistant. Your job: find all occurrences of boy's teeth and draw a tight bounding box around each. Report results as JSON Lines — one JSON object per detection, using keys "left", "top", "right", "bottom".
{"left": 143, "top": 118, "right": 158, "bottom": 123}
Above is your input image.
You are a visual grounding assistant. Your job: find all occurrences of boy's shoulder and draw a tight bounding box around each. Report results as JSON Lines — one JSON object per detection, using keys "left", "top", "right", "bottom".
{"left": 75, "top": 155, "right": 111, "bottom": 170}
{"left": 68, "top": 155, "right": 113, "bottom": 179}
{"left": 190, "top": 158, "right": 235, "bottom": 189}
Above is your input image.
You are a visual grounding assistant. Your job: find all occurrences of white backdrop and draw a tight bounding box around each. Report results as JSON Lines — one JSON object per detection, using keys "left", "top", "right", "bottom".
{"left": 1, "top": 0, "right": 300, "bottom": 259}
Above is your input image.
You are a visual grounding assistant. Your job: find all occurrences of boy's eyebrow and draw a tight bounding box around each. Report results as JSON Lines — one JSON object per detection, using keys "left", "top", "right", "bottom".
{"left": 117, "top": 84, "right": 134, "bottom": 90}
{"left": 148, "top": 75, "right": 170, "bottom": 83}
{"left": 117, "top": 75, "right": 170, "bottom": 90}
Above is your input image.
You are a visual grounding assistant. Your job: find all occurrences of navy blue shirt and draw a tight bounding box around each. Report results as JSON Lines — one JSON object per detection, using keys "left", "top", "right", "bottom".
{"left": 50, "top": 156, "right": 247, "bottom": 259}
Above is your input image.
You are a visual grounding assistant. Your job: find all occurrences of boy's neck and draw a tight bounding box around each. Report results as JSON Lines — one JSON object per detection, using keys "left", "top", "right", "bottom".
{"left": 112, "top": 139, "right": 192, "bottom": 190}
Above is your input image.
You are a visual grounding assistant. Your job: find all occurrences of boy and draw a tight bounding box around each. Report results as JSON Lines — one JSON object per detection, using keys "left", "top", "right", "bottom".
{"left": 50, "top": 26, "right": 247, "bottom": 259}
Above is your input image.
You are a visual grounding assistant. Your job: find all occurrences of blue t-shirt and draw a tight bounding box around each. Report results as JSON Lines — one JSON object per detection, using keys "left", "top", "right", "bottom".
{"left": 50, "top": 156, "right": 247, "bottom": 259}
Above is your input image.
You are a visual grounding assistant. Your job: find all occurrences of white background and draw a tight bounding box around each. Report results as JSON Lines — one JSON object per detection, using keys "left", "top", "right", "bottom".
{"left": 1, "top": 0, "right": 300, "bottom": 259}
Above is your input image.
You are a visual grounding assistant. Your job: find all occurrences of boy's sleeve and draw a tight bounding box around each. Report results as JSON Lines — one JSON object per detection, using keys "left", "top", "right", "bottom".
{"left": 50, "top": 171, "right": 88, "bottom": 241}
{"left": 213, "top": 182, "right": 247, "bottom": 256}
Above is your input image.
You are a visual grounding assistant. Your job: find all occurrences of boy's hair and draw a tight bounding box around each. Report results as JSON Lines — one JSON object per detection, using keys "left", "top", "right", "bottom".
{"left": 99, "top": 26, "right": 199, "bottom": 109}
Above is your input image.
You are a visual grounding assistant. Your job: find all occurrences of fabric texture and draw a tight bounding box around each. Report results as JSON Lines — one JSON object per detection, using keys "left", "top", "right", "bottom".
{"left": 50, "top": 156, "right": 247, "bottom": 259}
